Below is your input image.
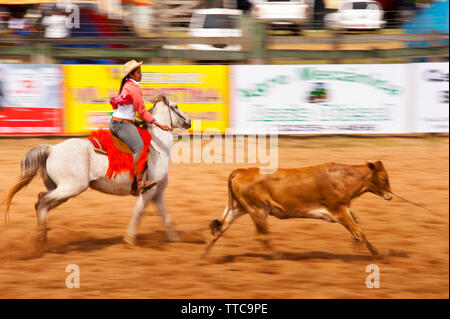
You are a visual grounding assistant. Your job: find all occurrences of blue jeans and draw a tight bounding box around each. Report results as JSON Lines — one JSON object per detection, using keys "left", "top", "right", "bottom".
{"left": 109, "top": 120, "right": 144, "bottom": 165}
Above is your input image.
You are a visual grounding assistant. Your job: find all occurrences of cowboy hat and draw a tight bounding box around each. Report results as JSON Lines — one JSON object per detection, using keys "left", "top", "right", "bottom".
{"left": 123, "top": 60, "right": 143, "bottom": 79}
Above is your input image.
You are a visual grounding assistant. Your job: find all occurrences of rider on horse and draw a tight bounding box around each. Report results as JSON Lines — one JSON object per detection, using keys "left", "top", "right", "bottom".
{"left": 109, "top": 60, "right": 170, "bottom": 193}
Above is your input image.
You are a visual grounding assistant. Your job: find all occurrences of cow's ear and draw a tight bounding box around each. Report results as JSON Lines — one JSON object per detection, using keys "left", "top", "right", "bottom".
{"left": 375, "top": 160, "right": 383, "bottom": 170}
{"left": 367, "top": 161, "right": 376, "bottom": 171}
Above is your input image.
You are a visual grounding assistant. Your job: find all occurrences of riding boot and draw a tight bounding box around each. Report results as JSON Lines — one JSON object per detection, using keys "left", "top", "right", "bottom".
{"left": 136, "top": 169, "right": 157, "bottom": 193}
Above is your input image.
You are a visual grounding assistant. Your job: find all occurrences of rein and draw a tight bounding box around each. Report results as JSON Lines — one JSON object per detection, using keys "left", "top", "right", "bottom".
{"left": 149, "top": 102, "right": 181, "bottom": 157}
{"left": 359, "top": 174, "right": 440, "bottom": 216}
{"left": 389, "top": 191, "right": 440, "bottom": 216}
{"left": 167, "top": 103, "right": 174, "bottom": 130}
{"left": 165, "top": 102, "right": 187, "bottom": 132}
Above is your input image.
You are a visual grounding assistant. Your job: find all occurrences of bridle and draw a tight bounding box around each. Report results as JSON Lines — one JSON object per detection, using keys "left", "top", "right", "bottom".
{"left": 148, "top": 101, "right": 189, "bottom": 133}
{"left": 167, "top": 103, "right": 174, "bottom": 130}
{"left": 149, "top": 102, "right": 184, "bottom": 156}
{"left": 165, "top": 103, "right": 188, "bottom": 131}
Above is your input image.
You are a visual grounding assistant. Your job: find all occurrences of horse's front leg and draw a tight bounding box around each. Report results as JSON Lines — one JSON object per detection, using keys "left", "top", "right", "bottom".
{"left": 124, "top": 188, "right": 156, "bottom": 246}
{"left": 153, "top": 193, "right": 179, "bottom": 242}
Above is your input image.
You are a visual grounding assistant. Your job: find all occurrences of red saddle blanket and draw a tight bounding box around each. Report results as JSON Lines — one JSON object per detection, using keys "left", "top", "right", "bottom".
{"left": 88, "top": 128, "right": 152, "bottom": 179}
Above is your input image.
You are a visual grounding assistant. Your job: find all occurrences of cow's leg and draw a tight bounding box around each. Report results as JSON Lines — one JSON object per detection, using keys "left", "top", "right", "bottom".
{"left": 349, "top": 210, "right": 359, "bottom": 225}
{"left": 348, "top": 210, "right": 363, "bottom": 246}
{"left": 233, "top": 192, "right": 278, "bottom": 254}
{"left": 229, "top": 190, "right": 273, "bottom": 251}
{"left": 247, "top": 207, "right": 277, "bottom": 253}
{"left": 203, "top": 205, "right": 246, "bottom": 257}
{"left": 335, "top": 206, "right": 378, "bottom": 256}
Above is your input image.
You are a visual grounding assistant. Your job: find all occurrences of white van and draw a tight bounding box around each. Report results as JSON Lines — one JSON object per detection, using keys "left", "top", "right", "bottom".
{"left": 251, "top": 0, "right": 309, "bottom": 34}
{"left": 324, "top": 0, "right": 386, "bottom": 30}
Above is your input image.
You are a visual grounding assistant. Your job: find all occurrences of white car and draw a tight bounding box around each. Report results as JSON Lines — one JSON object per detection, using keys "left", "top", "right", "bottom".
{"left": 165, "top": 8, "right": 243, "bottom": 51}
{"left": 251, "top": 0, "right": 309, "bottom": 34}
{"left": 324, "top": 0, "right": 386, "bottom": 31}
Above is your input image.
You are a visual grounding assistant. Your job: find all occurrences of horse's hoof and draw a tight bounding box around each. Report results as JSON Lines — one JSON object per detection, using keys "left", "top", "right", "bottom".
{"left": 166, "top": 231, "right": 179, "bottom": 242}
{"left": 271, "top": 251, "right": 283, "bottom": 260}
{"left": 35, "top": 235, "right": 47, "bottom": 249}
{"left": 36, "top": 229, "right": 47, "bottom": 243}
{"left": 123, "top": 235, "right": 136, "bottom": 246}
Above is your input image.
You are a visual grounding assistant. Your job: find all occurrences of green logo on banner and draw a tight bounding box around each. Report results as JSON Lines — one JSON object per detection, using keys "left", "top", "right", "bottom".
{"left": 298, "top": 68, "right": 401, "bottom": 95}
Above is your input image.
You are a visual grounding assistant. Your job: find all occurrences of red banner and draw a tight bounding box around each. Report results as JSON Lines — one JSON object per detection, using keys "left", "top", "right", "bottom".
{"left": 0, "top": 64, "right": 64, "bottom": 135}
{"left": 0, "top": 107, "right": 63, "bottom": 135}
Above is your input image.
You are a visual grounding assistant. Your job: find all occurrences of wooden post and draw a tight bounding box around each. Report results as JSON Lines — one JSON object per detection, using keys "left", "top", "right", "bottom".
{"left": 241, "top": 16, "right": 266, "bottom": 64}
{"left": 331, "top": 31, "right": 340, "bottom": 64}
{"left": 32, "top": 43, "right": 53, "bottom": 64}
{"left": 430, "top": 30, "right": 443, "bottom": 62}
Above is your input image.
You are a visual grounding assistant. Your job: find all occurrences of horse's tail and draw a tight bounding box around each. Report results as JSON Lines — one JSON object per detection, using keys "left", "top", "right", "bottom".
{"left": 3, "top": 144, "right": 51, "bottom": 223}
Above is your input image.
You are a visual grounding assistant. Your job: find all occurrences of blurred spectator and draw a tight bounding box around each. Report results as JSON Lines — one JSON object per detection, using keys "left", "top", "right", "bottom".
{"left": 6, "top": 5, "right": 33, "bottom": 35}
{"left": 206, "top": 0, "right": 224, "bottom": 7}
{"left": 237, "top": 0, "right": 253, "bottom": 13}
{"left": 314, "top": 0, "right": 327, "bottom": 29}
{"left": 42, "top": 9, "right": 69, "bottom": 38}
{"left": 8, "top": 16, "right": 25, "bottom": 31}
{"left": 378, "top": 0, "right": 400, "bottom": 28}
{"left": 0, "top": 8, "right": 9, "bottom": 31}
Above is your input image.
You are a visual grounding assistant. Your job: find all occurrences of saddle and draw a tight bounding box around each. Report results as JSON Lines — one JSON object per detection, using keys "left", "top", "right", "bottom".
{"left": 89, "top": 133, "right": 133, "bottom": 155}
{"left": 90, "top": 121, "right": 148, "bottom": 156}
{"left": 111, "top": 135, "right": 133, "bottom": 155}
{"left": 87, "top": 127, "right": 152, "bottom": 195}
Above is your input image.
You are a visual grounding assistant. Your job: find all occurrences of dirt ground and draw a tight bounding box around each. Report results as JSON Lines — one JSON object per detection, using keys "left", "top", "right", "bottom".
{"left": 0, "top": 136, "right": 448, "bottom": 299}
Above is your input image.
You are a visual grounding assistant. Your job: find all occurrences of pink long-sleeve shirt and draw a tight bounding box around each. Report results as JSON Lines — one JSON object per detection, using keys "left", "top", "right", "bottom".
{"left": 111, "top": 79, "right": 156, "bottom": 124}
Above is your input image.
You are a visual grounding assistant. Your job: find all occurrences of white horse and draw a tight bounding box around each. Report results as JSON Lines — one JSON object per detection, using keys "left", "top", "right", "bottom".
{"left": 4, "top": 96, "right": 191, "bottom": 245}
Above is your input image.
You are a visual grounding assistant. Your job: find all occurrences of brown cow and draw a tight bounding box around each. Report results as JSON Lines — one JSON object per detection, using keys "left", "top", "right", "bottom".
{"left": 204, "top": 160, "right": 392, "bottom": 257}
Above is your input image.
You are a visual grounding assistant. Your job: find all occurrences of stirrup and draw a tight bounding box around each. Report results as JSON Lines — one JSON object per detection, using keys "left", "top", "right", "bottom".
{"left": 140, "top": 180, "right": 157, "bottom": 193}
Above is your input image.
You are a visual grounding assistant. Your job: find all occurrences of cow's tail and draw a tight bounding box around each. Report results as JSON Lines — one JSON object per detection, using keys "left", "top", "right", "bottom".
{"left": 3, "top": 144, "right": 51, "bottom": 223}
{"left": 209, "top": 169, "right": 242, "bottom": 235}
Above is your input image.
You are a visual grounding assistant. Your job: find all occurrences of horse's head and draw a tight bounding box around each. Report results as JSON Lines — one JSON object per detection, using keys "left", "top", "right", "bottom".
{"left": 149, "top": 95, "right": 191, "bottom": 130}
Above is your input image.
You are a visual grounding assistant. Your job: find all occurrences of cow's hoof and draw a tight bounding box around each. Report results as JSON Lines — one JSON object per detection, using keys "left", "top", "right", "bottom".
{"left": 201, "top": 247, "right": 212, "bottom": 259}
{"left": 352, "top": 239, "right": 364, "bottom": 251}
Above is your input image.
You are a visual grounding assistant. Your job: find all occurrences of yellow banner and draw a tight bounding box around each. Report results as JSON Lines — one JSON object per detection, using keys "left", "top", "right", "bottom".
{"left": 63, "top": 65, "right": 230, "bottom": 134}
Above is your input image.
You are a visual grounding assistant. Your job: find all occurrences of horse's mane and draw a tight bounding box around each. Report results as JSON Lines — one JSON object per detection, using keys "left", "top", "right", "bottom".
{"left": 148, "top": 94, "right": 169, "bottom": 114}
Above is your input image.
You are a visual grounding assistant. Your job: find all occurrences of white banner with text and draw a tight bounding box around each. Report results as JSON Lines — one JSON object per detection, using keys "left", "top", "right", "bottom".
{"left": 230, "top": 63, "right": 448, "bottom": 134}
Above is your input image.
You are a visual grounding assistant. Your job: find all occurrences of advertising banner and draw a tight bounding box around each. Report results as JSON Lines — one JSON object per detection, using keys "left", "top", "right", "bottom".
{"left": 230, "top": 64, "right": 409, "bottom": 134}
{"left": 413, "top": 63, "right": 449, "bottom": 133}
{"left": 64, "top": 65, "right": 229, "bottom": 134}
{"left": 0, "top": 64, "right": 64, "bottom": 135}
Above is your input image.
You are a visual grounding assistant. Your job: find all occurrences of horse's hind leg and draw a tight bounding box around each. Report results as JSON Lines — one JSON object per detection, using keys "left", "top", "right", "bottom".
{"left": 34, "top": 184, "right": 85, "bottom": 243}
{"left": 41, "top": 169, "right": 56, "bottom": 191}
{"left": 35, "top": 172, "right": 57, "bottom": 229}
